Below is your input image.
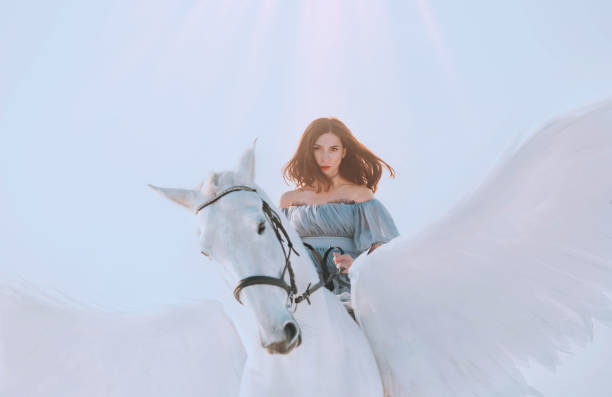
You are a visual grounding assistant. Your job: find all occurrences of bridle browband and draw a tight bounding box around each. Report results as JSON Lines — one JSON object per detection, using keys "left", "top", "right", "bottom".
{"left": 195, "top": 185, "right": 340, "bottom": 310}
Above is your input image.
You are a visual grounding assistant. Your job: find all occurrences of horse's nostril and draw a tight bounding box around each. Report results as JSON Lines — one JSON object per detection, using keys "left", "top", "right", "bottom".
{"left": 262, "top": 322, "right": 301, "bottom": 354}
{"left": 284, "top": 321, "right": 298, "bottom": 342}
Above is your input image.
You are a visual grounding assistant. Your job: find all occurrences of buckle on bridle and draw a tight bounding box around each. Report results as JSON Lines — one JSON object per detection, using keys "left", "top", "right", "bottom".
{"left": 286, "top": 293, "right": 298, "bottom": 313}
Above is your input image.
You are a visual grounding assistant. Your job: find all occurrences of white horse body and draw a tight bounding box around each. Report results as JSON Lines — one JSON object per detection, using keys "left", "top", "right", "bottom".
{"left": 237, "top": 272, "right": 383, "bottom": 397}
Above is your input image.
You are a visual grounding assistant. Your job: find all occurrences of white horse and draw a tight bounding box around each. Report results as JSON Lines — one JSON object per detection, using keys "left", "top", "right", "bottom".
{"left": 150, "top": 146, "right": 384, "bottom": 396}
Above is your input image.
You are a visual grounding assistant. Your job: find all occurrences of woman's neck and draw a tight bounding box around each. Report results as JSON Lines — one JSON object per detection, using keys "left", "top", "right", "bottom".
{"left": 300, "top": 175, "right": 352, "bottom": 195}
{"left": 316, "top": 173, "right": 349, "bottom": 192}
{"left": 328, "top": 172, "right": 343, "bottom": 188}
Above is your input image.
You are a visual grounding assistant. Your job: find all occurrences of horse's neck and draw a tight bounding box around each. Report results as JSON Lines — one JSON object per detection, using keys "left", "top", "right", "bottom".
{"left": 289, "top": 244, "right": 360, "bottom": 355}
{"left": 285, "top": 237, "right": 340, "bottom": 322}
{"left": 277, "top": 208, "right": 347, "bottom": 326}
{"left": 289, "top": 245, "right": 322, "bottom": 294}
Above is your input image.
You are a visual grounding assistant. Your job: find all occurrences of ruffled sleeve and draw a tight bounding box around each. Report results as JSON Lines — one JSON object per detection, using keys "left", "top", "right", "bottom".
{"left": 353, "top": 199, "right": 400, "bottom": 253}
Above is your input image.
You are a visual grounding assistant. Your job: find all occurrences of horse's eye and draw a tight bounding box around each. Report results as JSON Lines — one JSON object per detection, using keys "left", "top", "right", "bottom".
{"left": 257, "top": 221, "right": 266, "bottom": 235}
{"left": 200, "top": 250, "right": 210, "bottom": 257}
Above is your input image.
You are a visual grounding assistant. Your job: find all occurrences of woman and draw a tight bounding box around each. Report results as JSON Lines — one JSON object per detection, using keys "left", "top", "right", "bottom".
{"left": 279, "top": 117, "right": 399, "bottom": 311}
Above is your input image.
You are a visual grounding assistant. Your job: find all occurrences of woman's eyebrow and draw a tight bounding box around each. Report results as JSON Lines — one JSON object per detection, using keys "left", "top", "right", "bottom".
{"left": 312, "top": 144, "right": 341, "bottom": 148}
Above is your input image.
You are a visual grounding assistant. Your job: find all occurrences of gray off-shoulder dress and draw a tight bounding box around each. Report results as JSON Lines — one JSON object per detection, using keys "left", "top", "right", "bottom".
{"left": 281, "top": 198, "right": 399, "bottom": 306}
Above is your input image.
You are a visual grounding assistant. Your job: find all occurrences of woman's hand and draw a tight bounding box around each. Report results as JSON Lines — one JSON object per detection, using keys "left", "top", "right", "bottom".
{"left": 333, "top": 252, "right": 354, "bottom": 274}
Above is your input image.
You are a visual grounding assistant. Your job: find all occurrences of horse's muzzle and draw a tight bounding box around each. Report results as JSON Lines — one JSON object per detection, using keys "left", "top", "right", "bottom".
{"left": 262, "top": 320, "right": 302, "bottom": 354}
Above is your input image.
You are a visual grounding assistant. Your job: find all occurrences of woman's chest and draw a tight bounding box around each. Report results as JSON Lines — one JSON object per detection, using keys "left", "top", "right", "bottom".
{"left": 282, "top": 204, "right": 356, "bottom": 238}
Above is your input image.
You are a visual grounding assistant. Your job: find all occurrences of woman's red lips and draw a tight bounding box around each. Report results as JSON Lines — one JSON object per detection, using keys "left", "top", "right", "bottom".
{"left": 321, "top": 166, "right": 331, "bottom": 170}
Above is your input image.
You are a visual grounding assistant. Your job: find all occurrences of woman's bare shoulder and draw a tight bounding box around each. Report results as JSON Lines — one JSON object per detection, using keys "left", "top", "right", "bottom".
{"left": 341, "top": 184, "right": 374, "bottom": 202}
{"left": 279, "top": 189, "right": 306, "bottom": 208}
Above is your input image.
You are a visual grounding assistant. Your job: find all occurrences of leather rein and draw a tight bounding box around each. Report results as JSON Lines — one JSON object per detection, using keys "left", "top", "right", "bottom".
{"left": 195, "top": 185, "right": 342, "bottom": 311}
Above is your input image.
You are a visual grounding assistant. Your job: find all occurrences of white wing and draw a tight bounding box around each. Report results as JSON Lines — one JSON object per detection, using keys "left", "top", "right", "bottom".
{"left": 0, "top": 282, "right": 246, "bottom": 397}
{"left": 351, "top": 100, "right": 612, "bottom": 397}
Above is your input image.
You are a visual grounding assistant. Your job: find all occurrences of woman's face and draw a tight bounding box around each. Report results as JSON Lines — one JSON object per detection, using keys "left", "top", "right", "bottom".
{"left": 312, "top": 132, "right": 346, "bottom": 177}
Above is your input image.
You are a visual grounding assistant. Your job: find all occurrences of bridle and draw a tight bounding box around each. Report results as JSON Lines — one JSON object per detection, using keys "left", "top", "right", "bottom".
{"left": 195, "top": 185, "right": 340, "bottom": 311}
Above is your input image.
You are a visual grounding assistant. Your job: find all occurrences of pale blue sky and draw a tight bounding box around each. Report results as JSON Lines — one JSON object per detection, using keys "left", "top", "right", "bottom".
{"left": 1, "top": 1, "right": 611, "bottom": 393}
{"left": 1, "top": 0, "right": 611, "bottom": 301}
{"left": 2, "top": 0, "right": 612, "bottom": 305}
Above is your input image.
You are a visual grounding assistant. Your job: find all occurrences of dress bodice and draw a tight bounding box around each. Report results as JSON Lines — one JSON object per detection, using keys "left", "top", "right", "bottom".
{"left": 281, "top": 198, "right": 399, "bottom": 253}
{"left": 281, "top": 198, "right": 399, "bottom": 307}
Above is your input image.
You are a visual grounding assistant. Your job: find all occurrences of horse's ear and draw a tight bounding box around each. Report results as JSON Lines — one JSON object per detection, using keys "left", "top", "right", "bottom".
{"left": 148, "top": 184, "right": 203, "bottom": 212}
{"left": 236, "top": 139, "right": 257, "bottom": 182}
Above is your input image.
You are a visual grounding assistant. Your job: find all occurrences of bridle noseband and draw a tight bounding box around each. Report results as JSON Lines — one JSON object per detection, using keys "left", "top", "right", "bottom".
{"left": 195, "top": 185, "right": 338, "bottom": 310}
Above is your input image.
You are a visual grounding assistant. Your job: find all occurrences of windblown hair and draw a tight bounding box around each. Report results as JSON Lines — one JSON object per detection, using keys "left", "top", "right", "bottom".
{"left": 282, "top": 117, "right": 395, "bottom": 193}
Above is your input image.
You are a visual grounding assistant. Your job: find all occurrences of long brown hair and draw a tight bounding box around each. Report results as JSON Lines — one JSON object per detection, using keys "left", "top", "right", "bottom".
{"left": 282, "top": 117, "right": 395, "bottom": 193}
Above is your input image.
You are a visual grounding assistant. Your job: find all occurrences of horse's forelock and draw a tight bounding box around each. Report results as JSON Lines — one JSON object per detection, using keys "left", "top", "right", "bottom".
{"left": 202, "top": 171, "right": 242, "bottom": 196}
{"left": 202, "top": 172, "right": 218, "bottom": 195}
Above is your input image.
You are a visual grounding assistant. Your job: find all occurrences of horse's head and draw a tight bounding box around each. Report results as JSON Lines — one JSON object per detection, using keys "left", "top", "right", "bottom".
{"left": 149, "top": 144, "right": 302, "bottom": 354}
